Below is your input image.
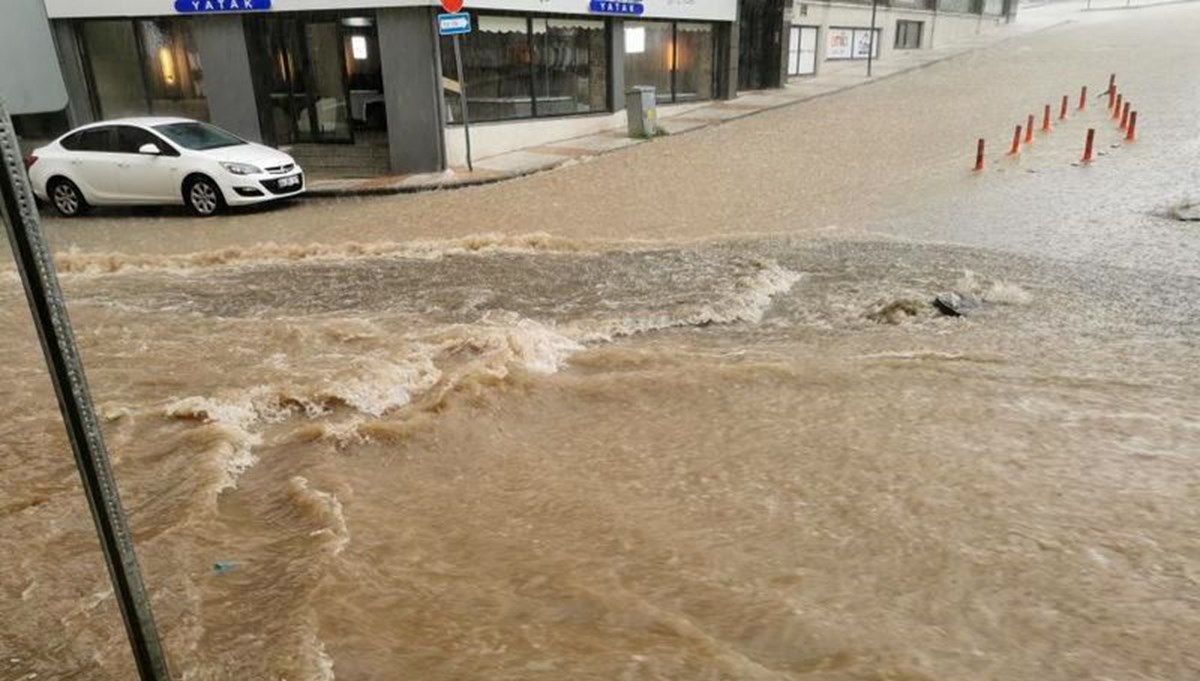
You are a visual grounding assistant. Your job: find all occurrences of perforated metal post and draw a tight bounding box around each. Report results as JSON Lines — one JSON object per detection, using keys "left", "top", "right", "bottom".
{"left": 0, "top": 102, "right": 172, "bottom": 681}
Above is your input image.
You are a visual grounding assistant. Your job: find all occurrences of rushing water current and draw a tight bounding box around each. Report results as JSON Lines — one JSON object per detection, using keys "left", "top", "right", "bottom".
{"left": 3, "top": 3, "right": 1200, "bottom": 680}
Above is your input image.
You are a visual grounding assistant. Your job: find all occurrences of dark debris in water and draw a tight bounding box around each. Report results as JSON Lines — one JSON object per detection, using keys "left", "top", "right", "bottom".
{"left": 1167, "top": 200, "right": 1200, "bottom": 222}
{"left": 933, "top": 292, "right": 985, "bottom": 317}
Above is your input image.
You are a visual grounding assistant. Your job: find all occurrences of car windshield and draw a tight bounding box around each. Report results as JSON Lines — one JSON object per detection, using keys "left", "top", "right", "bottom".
{"left": 152, "top": 122, "right": 245, "bottom": 150}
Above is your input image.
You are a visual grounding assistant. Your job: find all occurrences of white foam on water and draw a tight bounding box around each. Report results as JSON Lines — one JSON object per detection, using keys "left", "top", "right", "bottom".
{"left": 288, "top": 476, "right": 350, "bottom": 557}
{"left": 569, "top": 261, "right": 802, "bottom": 341}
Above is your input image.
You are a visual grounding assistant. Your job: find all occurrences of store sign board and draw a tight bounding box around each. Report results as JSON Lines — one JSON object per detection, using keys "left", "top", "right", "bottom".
{"left": 438, "top": 12, "right": 472, "bottom": 35}
{"left": 589, "top": 0, "right": 644, "bottom": 15}
{"left": 174, "top": 0, "right": 271, "bottom": 12}
{"left": 48, "top": 0, "right": 733, "bottom": 21}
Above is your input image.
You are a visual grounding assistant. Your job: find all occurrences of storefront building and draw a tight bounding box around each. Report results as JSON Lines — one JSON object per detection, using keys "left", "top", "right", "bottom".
{"left": 785, "top": 0, "right": 1015, "bottom": 79}
{"left": 40, "top": 0, "right": 738, "bottom": 175}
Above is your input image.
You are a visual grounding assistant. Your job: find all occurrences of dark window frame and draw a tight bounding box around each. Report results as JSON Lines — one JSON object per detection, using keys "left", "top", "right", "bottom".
{"left": 894, "top": 20, "right": 923, "bottom": 49}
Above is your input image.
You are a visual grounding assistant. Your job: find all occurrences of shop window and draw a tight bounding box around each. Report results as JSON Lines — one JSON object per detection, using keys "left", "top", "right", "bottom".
{"left": 80, "top": 19, "right": 209, "bottom": 121}
{"left": 825, "top": 27, "right": 880, "bottom": 61}
{"left": 674, "top": 23, "right": 714, "bottom": 102}
{"left": 787, "top": 26, "right": 817, "bottom": 76}
{"left": 532, "top": 18, "right": 608, "bottom": 117}
{"left": 895, "top": 20, "right": 923, "bottom": 49}
{"left": 623, "top": 22, "right": 673, "bottom": 103}
{"left": 138, "top": 20, "right": 209, "bottom": 119}
{"left": 623, "top": 20, "right": 716, "bottom": 104}
{"left": 442, "top": 14, "right": 608, "bottom": 124}
{"left": 342, "top": 18, "right": 386, "bottom": 131}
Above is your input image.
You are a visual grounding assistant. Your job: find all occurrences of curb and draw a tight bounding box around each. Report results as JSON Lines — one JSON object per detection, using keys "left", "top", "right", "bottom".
{"left": 307, "top": 19, "right": 1071, "bottom": 201}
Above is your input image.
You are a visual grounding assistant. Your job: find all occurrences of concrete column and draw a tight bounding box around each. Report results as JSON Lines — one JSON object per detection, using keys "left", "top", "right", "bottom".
{"left": 377, "top": 7, "right": 446, "bottom": 174}
{"left": 51, "top": 21, "right": 93, "bottom": 127}
{"left": 777, "top": 0, "right": 794, "bottom": 86}
{"left": 191, "top": 15, "right": 262, "bottom": 142}
{"left": 720, "top": 20, "right": 739, "bottom": 99}
{"left": 609, "top": 19, "right": 626, "bottom": 111}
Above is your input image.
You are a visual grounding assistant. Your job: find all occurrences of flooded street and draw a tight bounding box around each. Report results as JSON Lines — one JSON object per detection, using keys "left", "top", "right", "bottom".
{"left": 3, "top": 3, "right": 1200, "bottom": 680}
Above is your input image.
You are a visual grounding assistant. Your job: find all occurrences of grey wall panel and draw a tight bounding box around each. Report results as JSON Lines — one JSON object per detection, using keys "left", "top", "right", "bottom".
{"left": 191, "top": 15, "right": 263, "bottom": 142}
{"left": 1, "top": 0, "right": 69, "bottom": 114}
{"left": 377, "top": 7, "right": 446, "bottom": 174}
{"left": 52, "top": 21, "right": 93, "bottom": 126}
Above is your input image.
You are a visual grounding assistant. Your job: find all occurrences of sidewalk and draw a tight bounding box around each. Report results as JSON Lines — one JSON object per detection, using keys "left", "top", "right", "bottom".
{"left": 307, "top": 9, "right": 1070, "bottom": 198}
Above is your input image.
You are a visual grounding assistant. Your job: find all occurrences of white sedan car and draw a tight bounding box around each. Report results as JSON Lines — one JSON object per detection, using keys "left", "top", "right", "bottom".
{"left": 27, "top": 117, "right": 304, "bottom": 217}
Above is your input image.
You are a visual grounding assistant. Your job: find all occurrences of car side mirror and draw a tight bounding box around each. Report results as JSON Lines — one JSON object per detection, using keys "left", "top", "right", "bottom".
{"left": 138, "top": 143, "right": 161, "bottom": 156}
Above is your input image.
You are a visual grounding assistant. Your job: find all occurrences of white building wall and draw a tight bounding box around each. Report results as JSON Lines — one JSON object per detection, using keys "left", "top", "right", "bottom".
{"left": 792, "top": 1, "right": 1007, "bottom": 72}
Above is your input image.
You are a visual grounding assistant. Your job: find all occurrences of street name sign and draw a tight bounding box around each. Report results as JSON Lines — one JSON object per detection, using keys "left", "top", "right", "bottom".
{"left": 438, "top": 12, "right": 471, "bottom": 35}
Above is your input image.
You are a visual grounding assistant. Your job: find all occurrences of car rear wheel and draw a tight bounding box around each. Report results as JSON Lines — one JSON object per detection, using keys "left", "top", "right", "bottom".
{"left": 48, "top": 178, "right": 89, "bottom": 217}
{"left": 184, "top": 175, "right": 225, "bottom": 217}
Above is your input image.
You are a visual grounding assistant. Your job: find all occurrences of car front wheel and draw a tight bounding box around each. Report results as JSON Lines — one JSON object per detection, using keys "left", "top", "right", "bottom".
{"left": 184, "top": 175, "right": 225, "bottom": 217}
{"left": 48, "top": 178, "right": 89, "bottom": 217}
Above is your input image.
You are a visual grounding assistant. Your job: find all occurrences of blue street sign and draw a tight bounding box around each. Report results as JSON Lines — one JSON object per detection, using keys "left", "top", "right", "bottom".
{"left": 588, "top": 0, "right": 644, "bottom": 16}
{"left": 175, "top": 0, "right": 270, "bottom": 12}
{"left": 438, "top": 12, "right": 472, "bottom": 36}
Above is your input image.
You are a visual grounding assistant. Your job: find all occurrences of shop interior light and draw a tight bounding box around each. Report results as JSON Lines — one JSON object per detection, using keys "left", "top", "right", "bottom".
{"left": 158, "top": 47, "right": 177, "bottom": 85}
{"left": 351, "top": 35, "right": 369, "bottom": 60}
{"left": 625, "top": 26, "right": 645, "bottom": 54}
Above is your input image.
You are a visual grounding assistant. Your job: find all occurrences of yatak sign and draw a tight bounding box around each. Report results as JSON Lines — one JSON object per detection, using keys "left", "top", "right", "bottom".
{"left": 174, "top": 0, "right": 271, "bottom": 12}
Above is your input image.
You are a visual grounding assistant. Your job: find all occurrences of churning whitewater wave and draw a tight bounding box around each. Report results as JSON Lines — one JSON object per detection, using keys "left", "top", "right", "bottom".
{"left": 566, "top": 260, "right": 802, "bottom": 341}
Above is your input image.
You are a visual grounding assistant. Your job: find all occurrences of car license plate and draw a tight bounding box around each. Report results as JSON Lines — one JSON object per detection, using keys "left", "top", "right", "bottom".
{"left": 279, "top": 175, "right": 300, "bottom": 188}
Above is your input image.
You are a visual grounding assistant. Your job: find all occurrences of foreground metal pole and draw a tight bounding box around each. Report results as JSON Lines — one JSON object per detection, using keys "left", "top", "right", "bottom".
{"left": 0, "top": 102, "right": 172, "bottom": 681}
{"left": 452, "top": 34, "right": 473, "bottom": 173}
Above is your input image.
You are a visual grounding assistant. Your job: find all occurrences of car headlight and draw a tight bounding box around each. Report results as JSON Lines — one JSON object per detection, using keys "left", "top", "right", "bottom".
{"left": 220, "top": 162, "right": 263, "bottom": 176}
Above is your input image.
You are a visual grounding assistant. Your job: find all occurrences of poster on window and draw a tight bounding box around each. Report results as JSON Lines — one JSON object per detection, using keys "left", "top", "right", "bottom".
{"left": 853, "top": 29, "right": 877, "bottom": 58}
{"left": 827, "top": 28, "right": 852, "bottom": 59}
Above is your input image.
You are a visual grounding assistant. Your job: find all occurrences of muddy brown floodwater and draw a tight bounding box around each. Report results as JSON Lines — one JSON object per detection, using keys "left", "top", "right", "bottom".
{"left": 3, "top": 3, "right": 1199, "bottom": 681}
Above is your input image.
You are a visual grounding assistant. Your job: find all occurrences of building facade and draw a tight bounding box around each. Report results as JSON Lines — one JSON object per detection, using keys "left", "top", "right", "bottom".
{"left": 784, "top": 0, "right": 1015, "bottom": 79}
{"left": 8, "top": 0, "right": 1013, "bottom": 176}
{"left": 37, "top": 0, "right": 742, "bottom": 175}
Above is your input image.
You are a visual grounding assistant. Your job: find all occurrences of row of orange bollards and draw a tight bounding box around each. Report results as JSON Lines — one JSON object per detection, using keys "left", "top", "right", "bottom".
{"left": 975, "top": 73, "right": 1138, "bottom": 170}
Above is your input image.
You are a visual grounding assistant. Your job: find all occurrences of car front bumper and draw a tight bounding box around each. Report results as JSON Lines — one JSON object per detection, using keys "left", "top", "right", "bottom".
{"left": 221, "top": 170, "right": 305, "bottom": 206}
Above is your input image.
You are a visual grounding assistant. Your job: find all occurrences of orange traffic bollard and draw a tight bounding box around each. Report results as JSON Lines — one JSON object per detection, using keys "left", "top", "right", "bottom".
{"left": 1126, "top": 111, "right": 1137, "bottom": 141}
{"left": 1042, "top": 104, "right": 1052, "bottom": 132}
{"left": 1025, "top": 114, "right": 1035, "bottom": 144}
{"left": 1079, "top": 86, "right": 1088, "bottom": 111}
{"left": 1060, "top": 95, "right": 1069, "bottom": 120}
{"left": 1082, "top": 128, "right": 1095, "bottom": 162}
{"left": 1113, "top": 94, "right": 1123, "bottom": 120}
{"left": 1120, "top": 101, "right": 1131, "bottom": 129}
{"left": 1108, "top": 87, "right": 1116, "bottom": 111}
{"left": 1009, "top": 125, "right": 1022, "bottom": 155}
{"left": 974, "top": 138, "right": 985, "bottom": 171}
{"left": 1108, "top": 73, "right": 1116, "bottom": 93}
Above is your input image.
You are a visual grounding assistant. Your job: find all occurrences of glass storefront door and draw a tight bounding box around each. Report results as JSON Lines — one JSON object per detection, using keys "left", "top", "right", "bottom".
{"left": 252, "top": 16, "right": 353, "bottom": 144}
